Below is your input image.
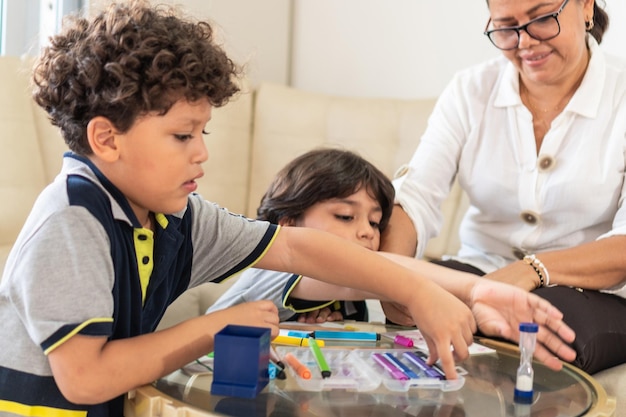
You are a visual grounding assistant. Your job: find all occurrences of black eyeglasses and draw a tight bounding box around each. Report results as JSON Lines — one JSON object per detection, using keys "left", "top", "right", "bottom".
{"left": 484, "top": 0, "right": 570, "bottom": 50}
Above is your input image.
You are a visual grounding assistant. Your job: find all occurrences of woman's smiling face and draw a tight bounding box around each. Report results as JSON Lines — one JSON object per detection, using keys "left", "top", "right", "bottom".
{"left": 487, "top": 0, "right": 593, "bottom": 87}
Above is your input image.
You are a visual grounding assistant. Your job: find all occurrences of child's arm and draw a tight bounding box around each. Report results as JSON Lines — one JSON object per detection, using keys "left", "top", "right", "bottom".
{"left": 263, "top": 234, "right": 576, "bottom": 372}
{"left": 255, "top": 226, "right": 478, "bottom": 379}
{"left": 47, "top": 301, "right": 278, "bottom": 404}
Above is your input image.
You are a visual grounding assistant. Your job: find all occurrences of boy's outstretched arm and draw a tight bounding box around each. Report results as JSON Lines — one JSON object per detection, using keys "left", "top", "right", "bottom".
{"left": 289, "top": 250, "right": 576, "bottom": 371}
{"left": 255, "top": 226, "right": 477, "bottom": 379}
{"left": 377, "top": 253, "right": 577, "bottom": 371}
{"left": 48, "top": 301, "right": 279, "bottom": 404}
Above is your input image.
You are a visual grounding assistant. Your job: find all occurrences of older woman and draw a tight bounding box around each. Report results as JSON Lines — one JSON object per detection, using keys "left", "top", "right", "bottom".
{"left": 382, "top": 0, "right": 626, "bottom": 374}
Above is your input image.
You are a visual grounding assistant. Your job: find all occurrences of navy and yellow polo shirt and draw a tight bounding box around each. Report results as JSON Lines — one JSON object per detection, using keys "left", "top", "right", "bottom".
{"left": 0, "top": 153, "right": 278, "bottom": 417}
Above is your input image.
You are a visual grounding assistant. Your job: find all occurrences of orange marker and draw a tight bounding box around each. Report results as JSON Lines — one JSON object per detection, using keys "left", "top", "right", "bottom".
{"left": 284, "top": 352, "right": 312, "bottom": 379}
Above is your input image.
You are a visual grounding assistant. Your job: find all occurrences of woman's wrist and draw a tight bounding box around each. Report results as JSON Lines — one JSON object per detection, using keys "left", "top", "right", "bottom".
{"left": 523, "top": 254, "right": 551, "bottom": 288}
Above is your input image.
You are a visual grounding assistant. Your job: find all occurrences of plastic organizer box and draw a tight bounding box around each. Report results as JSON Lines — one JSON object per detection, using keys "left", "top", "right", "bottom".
{"left": 275, "top": 346, "right": 465, "bottom": 392}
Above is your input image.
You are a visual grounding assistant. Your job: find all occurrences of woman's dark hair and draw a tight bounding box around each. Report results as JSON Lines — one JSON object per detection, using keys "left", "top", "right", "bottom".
{"left": 32, "top": 0, "right": 240, "bottom": 155}
{"left": 257, "top": 148, "right": 396, "bottom": 232}
{"left": 589, "top": 1, "right": 609, "bottom": 43}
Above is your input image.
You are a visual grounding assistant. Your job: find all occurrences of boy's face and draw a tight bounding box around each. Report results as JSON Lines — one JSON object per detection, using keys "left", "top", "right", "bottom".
{"left": 107, "top": 99, "right": 212, "bottom": 226}
{"left": 290, "top": 188, "right": 383, "bottom": 251}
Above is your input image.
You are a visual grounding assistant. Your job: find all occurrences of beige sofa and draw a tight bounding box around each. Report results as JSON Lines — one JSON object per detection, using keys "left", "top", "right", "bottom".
{"left": 1, "top": 55, "right": 623, "bottom": 414}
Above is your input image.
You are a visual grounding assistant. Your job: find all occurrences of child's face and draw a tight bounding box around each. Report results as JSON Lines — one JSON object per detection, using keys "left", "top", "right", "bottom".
{"left": 107, "top": 99, "right": 212, "bottom": 225}
{"left": 290, "top": 188, "right": 383, "bottom": 251}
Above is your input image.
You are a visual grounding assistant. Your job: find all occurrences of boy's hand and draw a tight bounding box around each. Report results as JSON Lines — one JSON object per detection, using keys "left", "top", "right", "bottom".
{"left": 207, "top": 300, "right": 280, "bottom": 338}
{"left": 469, "top": 279, "right": 576, "bottom": 370}
{"left": 404, "top": 283, "right": 477, "bottom": 379}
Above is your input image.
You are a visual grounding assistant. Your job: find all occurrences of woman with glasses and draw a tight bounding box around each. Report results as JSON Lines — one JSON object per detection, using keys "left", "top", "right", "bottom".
{"left": 381, "top": 0, "right": 626, "bottom": 375}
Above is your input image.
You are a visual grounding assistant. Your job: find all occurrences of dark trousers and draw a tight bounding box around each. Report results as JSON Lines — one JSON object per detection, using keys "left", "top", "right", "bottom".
{"left": 432, "top": 258, "right": 626, "bottom": 374}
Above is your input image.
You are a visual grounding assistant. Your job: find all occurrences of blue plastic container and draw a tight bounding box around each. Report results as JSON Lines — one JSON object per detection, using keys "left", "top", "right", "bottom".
{"left": 211, "top": 324, "right": 271, "bottom": 398}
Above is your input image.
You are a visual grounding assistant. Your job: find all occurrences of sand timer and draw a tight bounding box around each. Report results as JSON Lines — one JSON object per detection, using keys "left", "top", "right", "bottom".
{"left": 514, "top": 322, "right": 538, "bottom": 404}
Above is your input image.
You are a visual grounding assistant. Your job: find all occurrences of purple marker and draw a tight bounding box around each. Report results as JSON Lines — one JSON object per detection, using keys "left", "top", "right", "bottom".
{"left": 372, "top": 353, "right": 408, "bottom": 380}
{"left": 402, "top": 351, "right": 445, "bottom": 380}
{"left": 414, "top": 350, "right": 446, "bottom": 379}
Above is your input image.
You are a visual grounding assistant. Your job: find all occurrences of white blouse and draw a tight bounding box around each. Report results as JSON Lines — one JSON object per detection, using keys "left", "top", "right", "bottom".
{"left": 394, "top": 37, "right": 626, "bottom": 296}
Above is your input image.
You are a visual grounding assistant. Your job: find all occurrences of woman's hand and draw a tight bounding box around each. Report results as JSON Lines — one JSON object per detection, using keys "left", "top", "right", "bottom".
{"left": 469, "top": 279, "right": 576, "bottom": 370}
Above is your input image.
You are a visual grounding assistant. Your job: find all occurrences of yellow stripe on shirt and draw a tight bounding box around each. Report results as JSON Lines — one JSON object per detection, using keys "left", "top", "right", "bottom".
{"left": 0, "top": 400, "right": 86, "bottom": 417}
{"left": 43, "top": 317, "right": 114, "bottom": 355}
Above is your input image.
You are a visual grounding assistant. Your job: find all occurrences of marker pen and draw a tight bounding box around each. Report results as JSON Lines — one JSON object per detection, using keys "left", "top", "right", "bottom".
{"left": 273, "top": 335, "right": 325, "bottom": 347}
{"left": 372, "top": 352, "right": 408, "bottom": 380}
{"left": 268, "top": 361, "right": 286, "bottom": 380}
{"left": 312, "top": 331, "right": 379, "bottom": 341}
{"left": 393, "top": 335, "right": 414, "bottom": 347}
{"left": 287, "top": 330, "right": 312, "bottom": 338}
{"left": 269, "top": 345, "right": 285, "bottom": 369}
{"left": 308, "top": 337, "right": 331, "bottom": 378}
{"left": 269, "top": 346, "right": 286, "bottom": 379}
{"left": 283, "top": 352, "right": 312, "bottom": 379}
{"left": 402, "top": 351, "right": 444, "bottom": 380}
{"left": 413, "top": 350, "right": 446, "bottom": 379}
{"left": 382, "top": 352, "right": 419, "bottom": 379}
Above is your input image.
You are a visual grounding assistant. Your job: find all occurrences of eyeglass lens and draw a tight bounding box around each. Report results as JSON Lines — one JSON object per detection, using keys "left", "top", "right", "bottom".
{"left": 489, "top": 15, "right": 560, "bottom": 50}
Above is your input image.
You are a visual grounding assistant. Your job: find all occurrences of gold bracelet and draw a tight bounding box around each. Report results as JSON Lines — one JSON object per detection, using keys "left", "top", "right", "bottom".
{"left": 523, "top": 254, "right": 545, "bottom": 288}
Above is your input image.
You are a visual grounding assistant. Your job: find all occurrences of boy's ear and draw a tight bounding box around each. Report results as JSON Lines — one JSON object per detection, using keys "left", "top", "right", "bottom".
{"left": 87, "top": 117, "right": 119, "bottom": 162}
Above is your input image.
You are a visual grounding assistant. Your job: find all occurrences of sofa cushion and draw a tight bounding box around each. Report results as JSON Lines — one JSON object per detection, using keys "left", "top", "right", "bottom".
{"left": 0, "top": 57, "right": 50, "bottom": 251}
{"left": 195, "top": 87, "right": 253, "bottom": 215}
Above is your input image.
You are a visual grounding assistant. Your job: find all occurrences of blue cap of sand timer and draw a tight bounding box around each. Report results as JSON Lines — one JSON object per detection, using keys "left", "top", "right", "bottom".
{"left": 514, "top": 322, "right": 538, "bottom": 404}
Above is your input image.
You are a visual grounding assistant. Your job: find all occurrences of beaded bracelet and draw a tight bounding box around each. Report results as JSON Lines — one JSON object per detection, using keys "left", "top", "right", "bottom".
{"left": 523, "top": 254, "right": 550, "bottom": 288}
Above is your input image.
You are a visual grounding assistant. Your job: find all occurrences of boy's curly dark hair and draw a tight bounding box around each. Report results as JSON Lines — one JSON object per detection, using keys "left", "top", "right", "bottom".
{"left": 32, "top": 0, "right": 240, "bottom": 155}
{"left": 257, "top": 148, "right": 396, "bottom": 232}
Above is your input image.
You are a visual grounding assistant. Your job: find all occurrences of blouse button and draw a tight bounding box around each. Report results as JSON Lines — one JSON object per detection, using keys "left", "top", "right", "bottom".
{"left": 520, "top": 211, "right": 540, "bottom": 225}
{"left": 138, "top": 234, "right": 148, "bottom": 241}
{"left": 537, "top": 155, "right": 555, "bottom": 172}
{"left": 142, "top": 256, "right": 150, "bottom": 265}
{"left": 512, "top": 248, "right": 526, "bottom": 260}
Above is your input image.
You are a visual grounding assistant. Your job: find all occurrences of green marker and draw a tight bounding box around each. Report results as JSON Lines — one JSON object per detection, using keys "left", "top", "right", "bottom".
{"left": 308, "top": 337, "right": 331, "bottom": 378}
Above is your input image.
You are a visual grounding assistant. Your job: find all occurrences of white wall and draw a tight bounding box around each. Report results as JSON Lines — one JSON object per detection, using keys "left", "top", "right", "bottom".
{"left": 602, "top": 0, "right": 626, "bottom": 59}
{"left": 160, "top": 0, "right": 293, "bottom": 89}
{"left": 291, "top": 0, "right": 626, "bottom": 99}
{"left": 2, "top": 0, "right": 40, "bottom": 56}
{"left": 6, "top": 0, "right": 624, "bottom": 100}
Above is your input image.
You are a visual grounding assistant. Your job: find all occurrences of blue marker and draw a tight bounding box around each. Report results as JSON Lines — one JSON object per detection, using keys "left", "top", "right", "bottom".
{"left": 312, "top": 331, "right": 380, "bottom": 341}
{"left": 287, "top": 330, "right": 312, "bottom": 338}
{"left": 382, "top": 352, "right": 419, "bottom": 379}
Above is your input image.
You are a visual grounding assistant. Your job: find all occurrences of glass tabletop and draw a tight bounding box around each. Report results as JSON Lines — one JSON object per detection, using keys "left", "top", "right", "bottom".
{"left": 130, "top": 324, "right": 615, "bottom": 417}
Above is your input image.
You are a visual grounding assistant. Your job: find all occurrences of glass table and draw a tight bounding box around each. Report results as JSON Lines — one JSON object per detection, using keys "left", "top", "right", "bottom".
{"left": 125, "top": 323, "right": 616, "bottom": 417}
